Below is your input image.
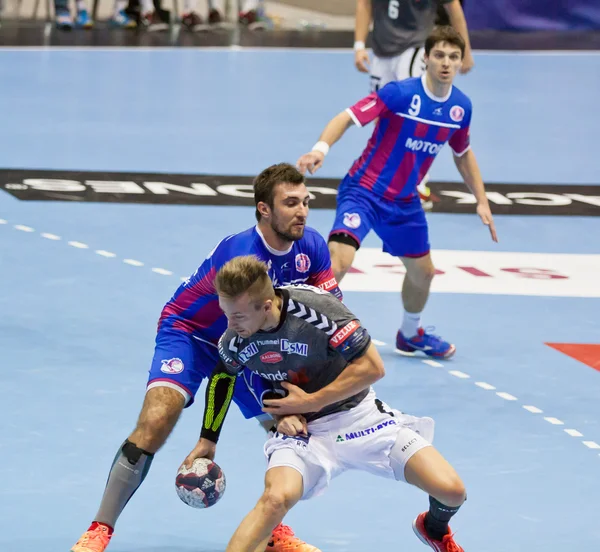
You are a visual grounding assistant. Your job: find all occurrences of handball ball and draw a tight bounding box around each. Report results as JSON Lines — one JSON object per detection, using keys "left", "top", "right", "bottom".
{"left": 175, "top": 458, "right": 226, "bottom": 509}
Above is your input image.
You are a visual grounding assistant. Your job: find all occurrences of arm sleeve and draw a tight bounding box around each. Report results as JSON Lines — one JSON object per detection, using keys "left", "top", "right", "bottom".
{"left": 200, "top": 361, "right": 237, "bottom": 443}
{"left": 200, "top": 333, "right": 244, "bottom": 443}
{"left": 346, "top": 92, "right": 389, "bottom": 127}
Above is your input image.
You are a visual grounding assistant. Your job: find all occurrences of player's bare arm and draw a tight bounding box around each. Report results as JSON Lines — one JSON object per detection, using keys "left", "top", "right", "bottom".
{"left": 444, "top": 0, "right": 474, "bottom": 74}
{"left": 262, "top": 342, "right": 385, "bottom": 416}
{"left": 296, "top": 111, "right": 355, "bottom": 175}
{"left": 453, "top": 149, "right": 498, "bottom": 243}
{"left": 354, "top": 0, "right": 372, "bottom": 73}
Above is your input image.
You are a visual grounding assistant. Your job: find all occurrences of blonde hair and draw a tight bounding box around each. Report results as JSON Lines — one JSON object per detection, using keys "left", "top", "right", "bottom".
{"left": 215, "top": 255, "right": 275, "bottom": 305}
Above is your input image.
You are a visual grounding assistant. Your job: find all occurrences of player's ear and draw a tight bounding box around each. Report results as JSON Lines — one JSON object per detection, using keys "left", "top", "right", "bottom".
{"left": 257, "top": 201, "right": 271, "bottom": 219}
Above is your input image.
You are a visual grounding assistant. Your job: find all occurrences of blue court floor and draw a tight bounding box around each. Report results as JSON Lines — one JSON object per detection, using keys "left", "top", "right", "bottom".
{"left": 0, "top": 48, "right": 599, "bottom": 552}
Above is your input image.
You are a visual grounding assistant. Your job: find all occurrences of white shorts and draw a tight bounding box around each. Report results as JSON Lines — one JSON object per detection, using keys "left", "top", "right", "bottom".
{"left": 370, "top": 47, "right": 426, "bottom": 92}
{"left": 265, "top": 389, "right": 434, "bottom": 500}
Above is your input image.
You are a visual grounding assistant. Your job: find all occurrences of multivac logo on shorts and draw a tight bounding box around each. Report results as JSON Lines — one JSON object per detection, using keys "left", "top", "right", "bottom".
{"left": 336, "top": 419, "right": 397, "bottom": 442}
{"left": 160, "top": 358, "right": 184, "bottom": 374}
{"left": 343, "top": 212, "right": 361, "bottom": 229}
{"left": 295, "top": 253, "right": 311, "bottom": 273}
{"left": 450, "top": 105, "right": 465, "bottom": 122}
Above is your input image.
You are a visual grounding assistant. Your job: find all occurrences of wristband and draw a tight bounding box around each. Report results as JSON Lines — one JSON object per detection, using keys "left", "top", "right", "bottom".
{"left": 354, "top": 40, "right": 366, "bottom": 51}
{"left": 311, "top": 141, "right": 330, "bottom": 156}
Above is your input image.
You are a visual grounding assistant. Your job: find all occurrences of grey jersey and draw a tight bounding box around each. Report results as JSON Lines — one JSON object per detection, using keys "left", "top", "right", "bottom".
{"left": 218, "top": 286, "right": 372, "bottom": 422}
{"left": 371, "top": 0, "right": 453, "bottom": 58}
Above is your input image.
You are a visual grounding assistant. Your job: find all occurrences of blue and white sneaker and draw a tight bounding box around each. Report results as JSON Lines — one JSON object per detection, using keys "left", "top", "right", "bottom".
{"left": 396, "top": 327, "right": 456, "bottom": 359}
{"left": 111, "top": 9, "right": 137, "bottom": 28}
{"left": 75, "top": 9, "right": 93, "bottom": 28}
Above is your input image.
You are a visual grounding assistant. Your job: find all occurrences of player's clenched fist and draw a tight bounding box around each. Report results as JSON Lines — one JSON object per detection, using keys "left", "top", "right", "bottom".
{"left": 296, "top": 151, "right": 325, "bottom": 175}
{"left": 276, "top": 414, "right": 308, "bottom": 437}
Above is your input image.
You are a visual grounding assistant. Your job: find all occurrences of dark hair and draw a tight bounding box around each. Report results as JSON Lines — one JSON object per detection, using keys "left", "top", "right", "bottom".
{"left": 424, "top": 25, "right": 466, "bottom": 58}
{"left": 253, "top": 163, "right": 305, "bottom": 222}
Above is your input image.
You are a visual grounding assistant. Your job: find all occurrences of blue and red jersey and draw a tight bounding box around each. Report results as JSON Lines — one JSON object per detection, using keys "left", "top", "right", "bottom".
{"left": 158, "top": 225, "right": 341, "bottom": 343}
{"left": 345, "top": 75, "right": 472, "bottom": 201}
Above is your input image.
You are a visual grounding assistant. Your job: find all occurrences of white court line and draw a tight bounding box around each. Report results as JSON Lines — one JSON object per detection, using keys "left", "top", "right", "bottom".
{"left": 422, "top": 359, "right": 444, "bottom": 368}
{"left": 0, "top": 219, "right": 8, "bottom": 224}
{"left": 41, "top": 233, "right": 61, "bottom": 240}
{"left": 14, "top": 224, "right": 34, "bottom": 232}
{"left": 583, "top": 441, "right": 600, "bottom": 450}
{"left": 68, "top": 241, "right": 89, "bottom": 249}
{"left": 123, "top": 259, "right": 144, "bottom": 266}
{"left": 449, "top": 370, "right": 470, "bottom": 379}
{"left": 152, "top": 268, "right": 173, "bottom": 276}
{"left": 95, "top": 250, "right": 116, "bottom": 258}
{"left": 544, "top": 417, "right": 564, "bottom": 425}
{"left": 523, "top": 405, "right": 543, "bottom": 414}
{"left": 496, "top": 392, "right": 518, "bottom": 401}
{"left": 565, "top": 429, "right": 583, "bottom": 437}
{"left": 475, "top": 382, "right": 496, "bottom": 390}
{"left": 371, "top": 339, "right": 386, "bottom": 346}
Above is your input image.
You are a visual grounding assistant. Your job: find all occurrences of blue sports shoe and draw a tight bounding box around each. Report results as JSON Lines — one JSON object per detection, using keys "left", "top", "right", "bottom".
{"left": 396, "top": 327, "right": 456, "bottom": 359}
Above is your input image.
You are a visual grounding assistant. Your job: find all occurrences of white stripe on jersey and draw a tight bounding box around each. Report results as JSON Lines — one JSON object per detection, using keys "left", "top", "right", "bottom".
{"left": 396, "top": 112, "right": 461, "bottom": 128}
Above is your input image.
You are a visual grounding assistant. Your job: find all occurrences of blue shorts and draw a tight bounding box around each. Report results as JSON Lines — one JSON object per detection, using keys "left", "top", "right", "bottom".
{"left": 147, "top": 328, "right": 265, "bottom": 419}
{"left": 329, "top": 176, "right": 430, "bottom": 258}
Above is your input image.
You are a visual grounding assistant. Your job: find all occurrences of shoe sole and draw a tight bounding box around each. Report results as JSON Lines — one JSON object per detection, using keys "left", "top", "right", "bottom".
{"left": 412, "top": 518, "right": 434, "bottom": 549}
{"left": 394, "top": 344, "right": 456, "bottom": 360}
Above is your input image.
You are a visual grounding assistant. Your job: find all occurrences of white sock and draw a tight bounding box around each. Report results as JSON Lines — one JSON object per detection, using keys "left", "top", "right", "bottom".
{"left": 401, "top": 311, "right": 421, "bottom": 338}
{"left": 76, "top": 0, "right": 86, "bottom": 11}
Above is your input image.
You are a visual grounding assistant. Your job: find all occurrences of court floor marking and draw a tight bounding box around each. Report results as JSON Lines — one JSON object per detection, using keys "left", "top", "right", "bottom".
{"left": 3, "top": 218, "right": 599, "bottom": 455}
{"left": 416, "top": 357, "right": 599, "bottom": 453}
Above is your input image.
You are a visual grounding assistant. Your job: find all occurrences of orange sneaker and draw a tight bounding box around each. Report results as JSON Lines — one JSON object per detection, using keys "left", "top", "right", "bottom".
{"left": 265, "top": 523, "right": 321, "bottom": 552}
{"left": 71, "top": 522, "right": 113, "bottom": 552}
{"left": 413, "top": 512, "right": 464, "bottom": 552}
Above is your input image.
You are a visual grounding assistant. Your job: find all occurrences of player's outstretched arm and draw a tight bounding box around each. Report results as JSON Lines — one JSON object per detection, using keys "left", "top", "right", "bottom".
{"left": 453, "top": 149, "right": 498, "bottom": 242}
{"left": 262, "top": 342, "right": 385, "bottom": 416}
{"left": 296, "top": 111, "right": 355, "bottom": 175}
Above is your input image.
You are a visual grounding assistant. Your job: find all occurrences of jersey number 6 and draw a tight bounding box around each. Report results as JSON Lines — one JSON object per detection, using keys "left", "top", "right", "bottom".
{"left": 388, "top": 0, "right": 399, "bottom": 19}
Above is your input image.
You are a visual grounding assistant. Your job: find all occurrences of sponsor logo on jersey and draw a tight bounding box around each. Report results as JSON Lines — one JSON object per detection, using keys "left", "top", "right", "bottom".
{"left": 260, "top": 351, "right": 284, "bottom": 364}
{"left": 160, "top": 357, "right": 184, "bottom": 374}
{"left": 405, "top": 138, "right": 443, "bottom": 155}
{"left": 252, "top": 369, "right": 288, "bottom": 381}
{"left": 330, "top": 320, "right": 360, "bottom": 347}
{"left": 337, "top": 419, "right": 397, "bottom": 442}
{"left": 281, "top": 339, "right": 308, "bottom": 356}
{"left": 450, "top": 105, "right": 465, "bottom": 122}
{"left": 295, "top": 253, "right": 311, "bottom": 273}
{"left": 238, "top": 343, "right": 259, "bottom": 364}
{"left": 318, "top": 276, "right": 338, "bottom": 292}
{"left": 343, "top": 212, "right": 361, "bottom": 229}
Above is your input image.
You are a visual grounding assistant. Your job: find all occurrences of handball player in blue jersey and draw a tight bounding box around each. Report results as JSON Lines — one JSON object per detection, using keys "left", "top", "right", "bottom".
{"left": 71, "top": 163, "right": 338, "bottom": 552}
{"left": 297, "top": 26, "right": 498, "bottom": 360}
